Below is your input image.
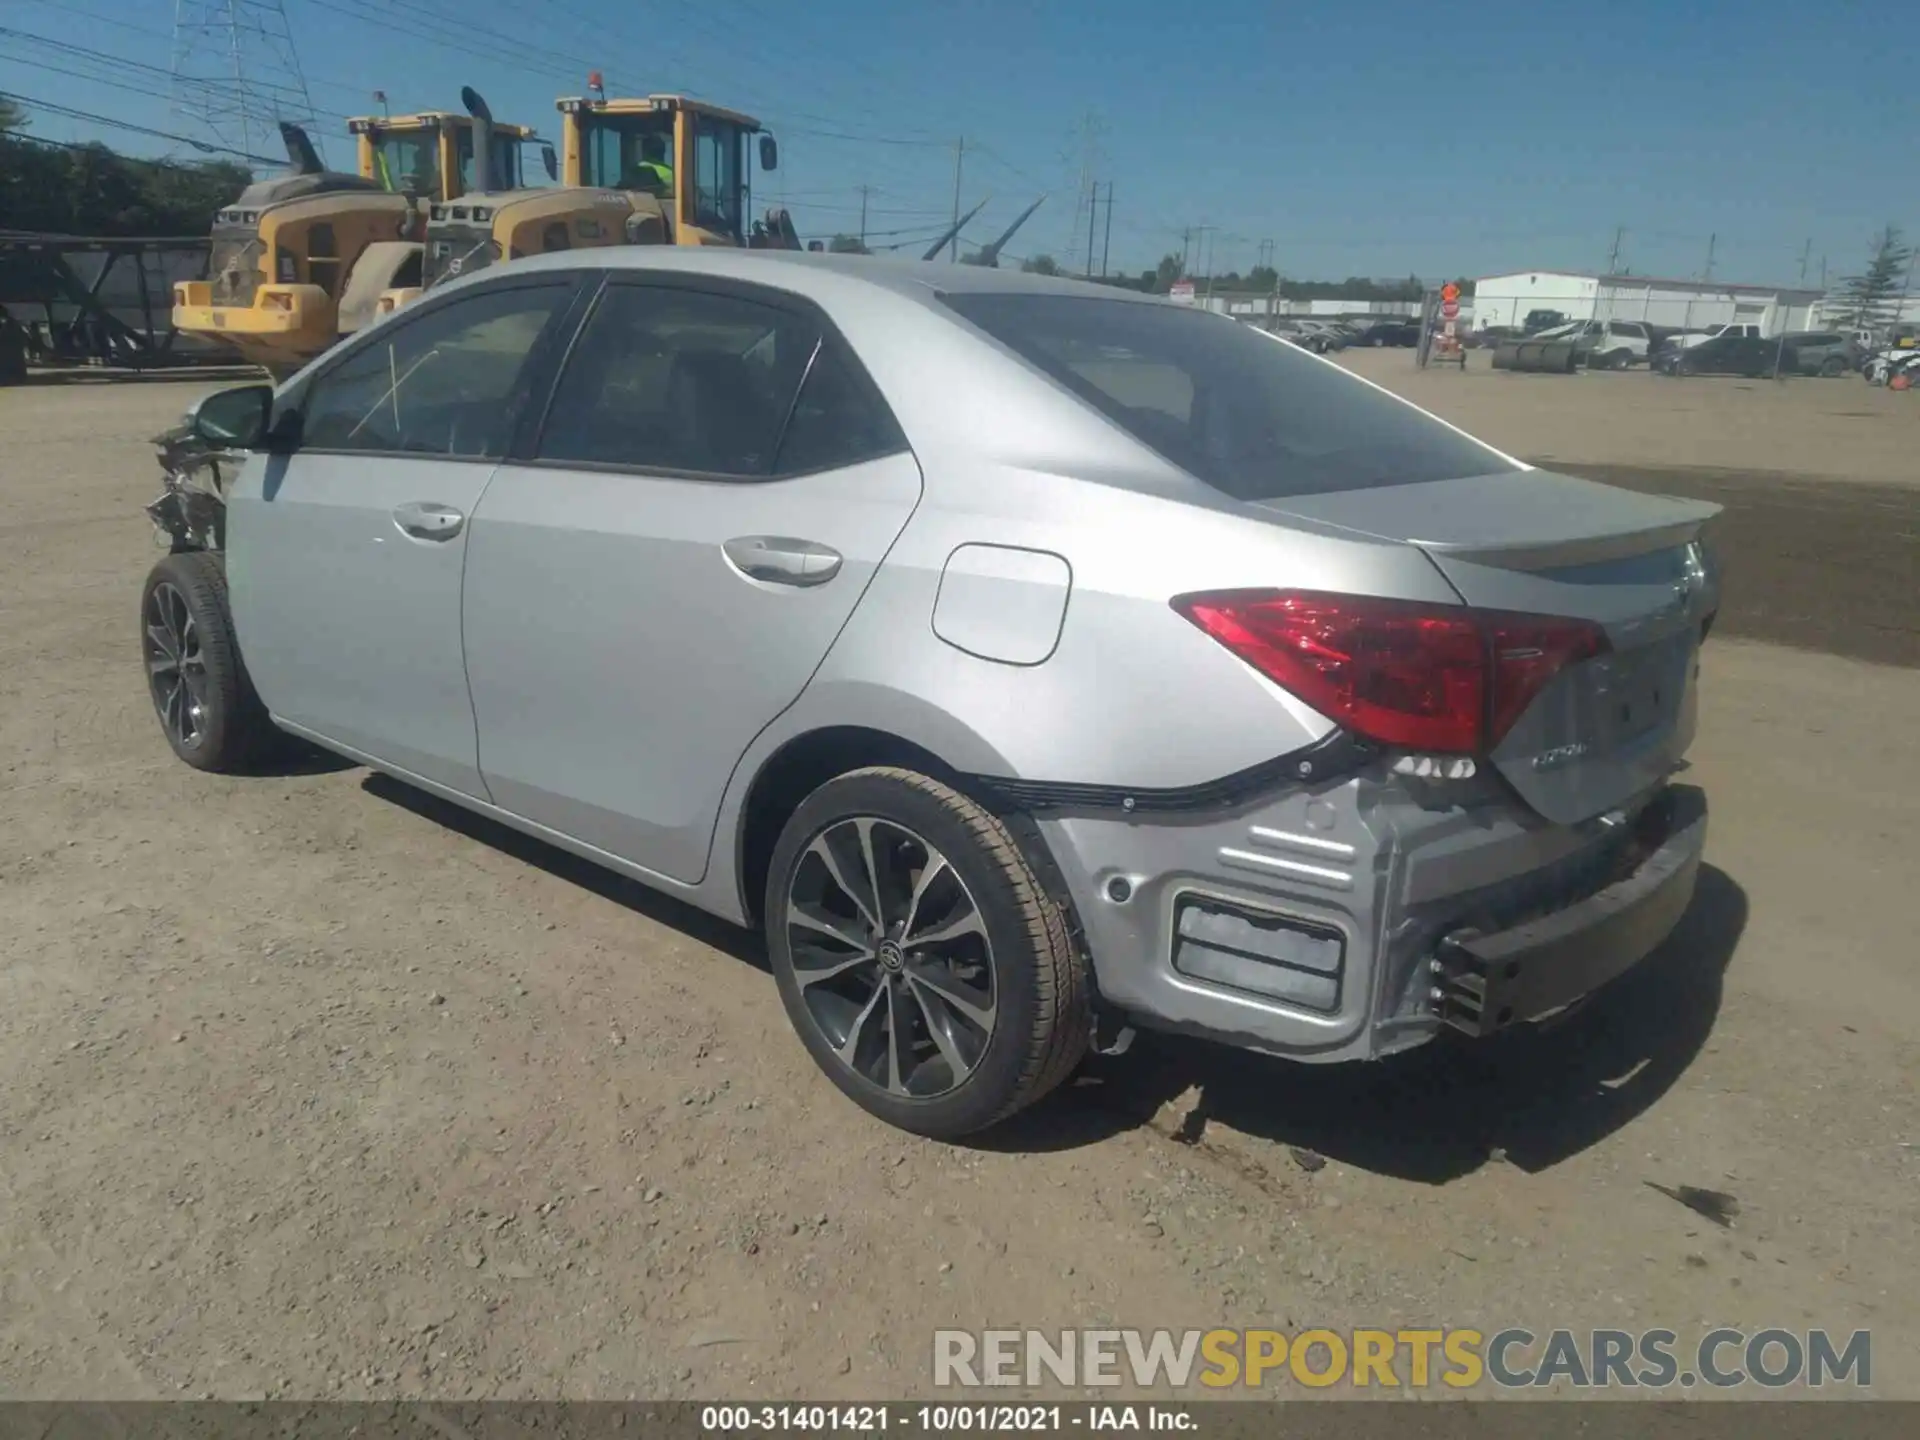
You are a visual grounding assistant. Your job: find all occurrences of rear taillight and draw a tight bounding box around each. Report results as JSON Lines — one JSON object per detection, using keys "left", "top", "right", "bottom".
{"left": 1172, "top": 590, "right": 1608, "bottom": 755}
{"left": 1483, "top": 611, "right": 1609, "bottom": 744}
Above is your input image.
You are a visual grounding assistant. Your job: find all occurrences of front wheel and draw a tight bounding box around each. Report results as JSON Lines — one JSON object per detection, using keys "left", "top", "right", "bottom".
{"left": 765, "top": 768, "right": 1092, "bottom": 1138}
{"left": 139, "top": 550, "right": 274, "bottom": 772}
{"left": 1820, "top": 356, "right": 1847, "bottom": 378}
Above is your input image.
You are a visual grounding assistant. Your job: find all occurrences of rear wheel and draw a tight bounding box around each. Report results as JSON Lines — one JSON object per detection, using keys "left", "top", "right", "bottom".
{"left": 765, "top": 767, "right": 1091, "bottom": 1138}
{"left": 1820, "top": 355, "right": 1847, "bottom": 377}
{"left": 139, "top": 550, "right": 274, "bottom": 772}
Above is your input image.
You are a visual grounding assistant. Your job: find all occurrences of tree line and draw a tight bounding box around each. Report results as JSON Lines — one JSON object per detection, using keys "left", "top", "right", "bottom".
{"left": 0, "top": 99, "right": 251, "bottom": 238}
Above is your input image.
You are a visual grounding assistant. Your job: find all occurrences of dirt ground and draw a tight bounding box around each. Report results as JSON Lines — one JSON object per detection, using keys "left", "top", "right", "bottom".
{"left": 1, "top": 373, "right": 1915, "bottom": 1402}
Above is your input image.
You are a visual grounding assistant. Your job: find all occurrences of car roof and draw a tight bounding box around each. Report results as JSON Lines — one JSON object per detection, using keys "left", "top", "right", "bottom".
{"left": 479, "top": 244, "right": 1168, "bottom": 310}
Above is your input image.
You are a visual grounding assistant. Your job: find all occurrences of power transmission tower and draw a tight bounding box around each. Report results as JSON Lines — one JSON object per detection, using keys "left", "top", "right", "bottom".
{"left": 172, "top": 0, "right": 322, "bottom": 167}
{"left": 1605, "top": 225, "right": 1625, "bottom": 275}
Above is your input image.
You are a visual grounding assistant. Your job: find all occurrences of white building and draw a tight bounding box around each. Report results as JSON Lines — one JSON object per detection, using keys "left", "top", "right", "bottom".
{"left": 1194, "top": 295, "right": 1421, "bottom": 319}
{"left": 1472, "top": 270, "right": 1822, "bottom": 336}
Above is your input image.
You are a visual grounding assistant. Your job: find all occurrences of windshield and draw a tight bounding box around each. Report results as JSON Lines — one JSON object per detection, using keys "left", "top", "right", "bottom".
{"left": 372, "top": 132, "right": 438, "bottom": 194}
{"left": 580, "top": 113, "right": 676, "bottom": 191}
{"left": 942, "top": 293, "right": 1516, "bottom": 501}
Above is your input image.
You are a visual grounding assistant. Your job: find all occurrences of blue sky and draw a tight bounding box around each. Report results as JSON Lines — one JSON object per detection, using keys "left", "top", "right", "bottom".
{"left": 3, "top": 0, "right": 1913, "bottom": 285}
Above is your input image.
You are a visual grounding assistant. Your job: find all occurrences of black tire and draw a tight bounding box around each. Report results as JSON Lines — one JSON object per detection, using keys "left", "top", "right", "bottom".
{"left": 1820, "top": 356, "right": 1846, "bottom": 377}
{"left": 1604, "top": 348, "right": 1632, "bottom": 370}
{"left": 764, "top": 767, "right": 1092, "bottom": 1139}
{"left": 138, "top": 550, "right": 274, "bottom": 772}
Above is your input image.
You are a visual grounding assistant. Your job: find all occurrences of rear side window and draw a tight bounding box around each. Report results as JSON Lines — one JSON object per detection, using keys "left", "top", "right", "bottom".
{"left": 774, "top": 346, "right": 908, "bottom": 475}
{"left": 942, "top": 293, "right": 1514, "bottom": 500}
{"left": 538, "top": 284, "right": 820, "bottom": 477}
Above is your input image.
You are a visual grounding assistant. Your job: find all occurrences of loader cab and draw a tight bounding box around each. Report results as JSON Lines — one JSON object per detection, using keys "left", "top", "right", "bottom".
{"left": 349, "top": 112, "right": 532, "bottom": 202}
{"left": 557, "top": 94, "right": 775, "bottom": 247}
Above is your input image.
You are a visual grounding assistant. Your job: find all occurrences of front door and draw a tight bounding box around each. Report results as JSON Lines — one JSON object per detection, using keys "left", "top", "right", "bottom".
{"left": 227, "top": 275, "right": 578, "bottom": 795}
{"left": 461, "top": 277, "right": 922, "bottom": 882}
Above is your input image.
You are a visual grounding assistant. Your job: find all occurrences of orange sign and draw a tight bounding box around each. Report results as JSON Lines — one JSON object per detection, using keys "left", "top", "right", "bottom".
{"left": 1441, "top": 282, "right": 1460, "bottom": 303}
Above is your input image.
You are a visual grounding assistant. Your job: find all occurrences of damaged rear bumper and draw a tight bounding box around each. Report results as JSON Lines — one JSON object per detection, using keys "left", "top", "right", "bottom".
{"left": 1035, "top": 762, "right": 1709, "bottom": 1064}
{"left": 1431, "top": 787, "right": 1707, "bottom": 1036}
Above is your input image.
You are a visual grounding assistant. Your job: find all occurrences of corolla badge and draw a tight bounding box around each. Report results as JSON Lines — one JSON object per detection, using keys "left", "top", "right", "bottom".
{"left": 1531, "top": 739, "right": 1593, "bottom": 772}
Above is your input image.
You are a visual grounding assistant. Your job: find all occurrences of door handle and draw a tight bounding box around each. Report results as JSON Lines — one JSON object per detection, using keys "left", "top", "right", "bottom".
{"left": 723, "top": 536, "right": 842, "bottom": 587}
{"left": 392, "top": 501, "right": 466, "bottom": 542}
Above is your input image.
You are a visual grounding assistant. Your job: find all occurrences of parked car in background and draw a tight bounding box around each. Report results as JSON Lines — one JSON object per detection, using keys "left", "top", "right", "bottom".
{"left": 1522, "top": 308, "right": 1568, "bottom": 333}
{"left": 1266, "top": 321, "right": 1333, "bottom": 354}
{"left": 1655, "top": 332, "right": 1786, "bottom": 377}
{"left": 1570, "top": 319, "right": 1653, "bottom": 369}
{"left": 1670, "top": 322, "right": 1764, "bottom": 352}
{"left": 1465, "top": 324, "right": 1521, "bottom": 348}
{"left": 1294, "top": 320, "right": 1350, "bottom": 351}
{"left": 1863, "top": 342, "right": 1920, "bottom": 386}
{"left": 136, "top": 250, "right": 1724, "bottom": 1138}
{"left": 1353, "top": 318, "right": 1421, "bottom": 347}
{"left": 1779, "top": 332, "right": 1861, "bottom": 377}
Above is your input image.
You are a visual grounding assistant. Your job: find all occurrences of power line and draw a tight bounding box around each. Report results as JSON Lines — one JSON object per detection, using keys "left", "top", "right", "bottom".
{"left": 8, "top": 0, "right": 373, "bottom": 102}
{"left": 0, "top": 90, "right": 284, "bottom": 164}
{"left": 779, "top": 125, "right": 951, "bottom": 149}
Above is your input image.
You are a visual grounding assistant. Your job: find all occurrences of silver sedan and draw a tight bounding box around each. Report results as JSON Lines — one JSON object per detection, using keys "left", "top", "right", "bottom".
{"left": 140, "top": 248, "right": 1722, "bottom": 1137}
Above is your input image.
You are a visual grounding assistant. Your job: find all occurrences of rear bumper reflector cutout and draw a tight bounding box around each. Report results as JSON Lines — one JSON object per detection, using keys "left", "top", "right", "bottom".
{"left": 1171, "top": 896, "right": 1346, "bottom": 1013}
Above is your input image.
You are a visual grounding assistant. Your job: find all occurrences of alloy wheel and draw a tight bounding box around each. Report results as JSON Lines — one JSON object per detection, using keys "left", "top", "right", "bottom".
{"left": 144, "top": 581, "right": 207, "bottom": 749}
{"left": 784, "top": 816, "right": 998, "bottom": 1098}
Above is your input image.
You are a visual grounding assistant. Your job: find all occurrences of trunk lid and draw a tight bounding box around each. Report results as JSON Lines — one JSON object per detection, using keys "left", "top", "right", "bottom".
{"left": 1259, "top": 469, "right": 1722, "bottom": 824}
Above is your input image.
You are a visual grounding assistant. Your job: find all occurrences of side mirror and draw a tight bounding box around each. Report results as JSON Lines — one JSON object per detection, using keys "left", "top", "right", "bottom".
{"left": 541, "top": 143, "right": 558, "bottom": 182}
{"left": 188, "top": 384, "right": 273, "bottom": 450}
{"left": 759, "top": 134, "right": 778, "bottom": 171}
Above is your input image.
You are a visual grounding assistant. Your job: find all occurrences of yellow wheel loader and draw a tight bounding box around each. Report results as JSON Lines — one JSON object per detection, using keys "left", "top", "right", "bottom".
{"left": 171, "top": 106, "right": 543, "bottom": 376}
{"left": 374, "top": 87, "right": 800, "bottom": 315}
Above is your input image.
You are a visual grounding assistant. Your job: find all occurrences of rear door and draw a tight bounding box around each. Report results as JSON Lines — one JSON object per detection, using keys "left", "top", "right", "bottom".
{"left": 460, "top": 275, "right": 923, "bottom": 883}
{"left": 1266, "top": 471, "right": 1720, "bottom": 824}
{"left": 228, "top": 275, "right": 579, "bottom": 795}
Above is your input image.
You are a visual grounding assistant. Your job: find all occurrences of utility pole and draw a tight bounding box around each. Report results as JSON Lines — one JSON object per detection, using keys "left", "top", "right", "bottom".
{"left": 1197, "top": 223, "right": 1217, "bottom": 304}
{"left": 857, "top": 184, "right": 871, "bottom": 249}
{"left": 1797, "top": 237, "right": 1812, "bottom": 286}
{"left": 1702, "top": 233, "right": 1717, "bottom": 283}
{"left": 948, "top": 138, "right": 965, "bottom": 262}
{"left": 1605, "top": 225, "right": 1625, "bottom": 275}
{"left": 1065, "top": 110, "right": 1104, "bottom": 273}
{"left": 1099, "top": 182, "right": 1114, "bottom": 277}
{"left": 1086, "top": 179, "right": 1099, "bottom": 278}
{"left": 1180, "top": 227, "right": 1192, "bottom": 276}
